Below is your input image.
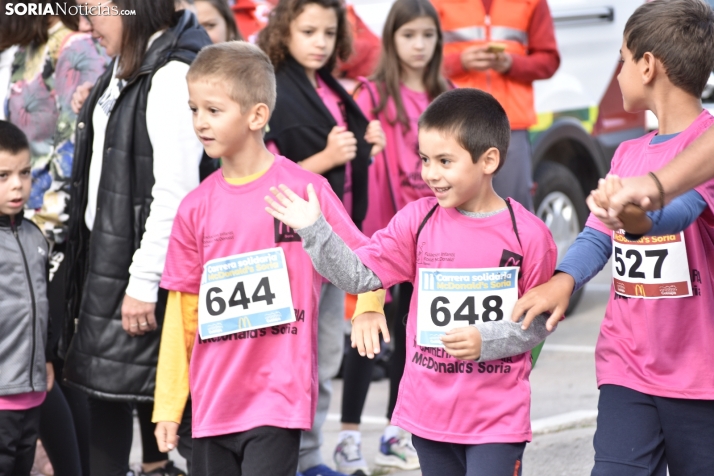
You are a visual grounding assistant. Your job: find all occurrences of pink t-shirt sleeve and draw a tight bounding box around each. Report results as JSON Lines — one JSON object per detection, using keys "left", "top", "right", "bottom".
{"left": 354, "top": 86, "right": 377, "bottom": 121}
{"left": 355, "top": 200, "right": 427, "bottom": 287}
{"left": 161, "top": 206, "right": 202, "bottom": 294}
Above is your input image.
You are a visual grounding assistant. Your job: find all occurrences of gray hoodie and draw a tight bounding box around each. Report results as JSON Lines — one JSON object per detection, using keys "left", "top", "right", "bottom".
{"left": 0, "top": 212, "right": 49, "bottom": 396}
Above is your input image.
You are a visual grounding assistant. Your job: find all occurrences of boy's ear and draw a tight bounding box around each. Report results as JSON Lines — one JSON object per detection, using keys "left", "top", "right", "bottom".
{"left": 248, "top": 103, "right": 271, "bottom": 131}
{"left": 640, "top": 52, "right": 656, "bottom": 86}
{"left": 481, "top": 147, "right": 501, "bottom": 174}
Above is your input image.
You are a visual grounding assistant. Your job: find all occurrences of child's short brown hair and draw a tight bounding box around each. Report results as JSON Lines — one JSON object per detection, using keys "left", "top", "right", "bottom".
{"left": 419, "top": 89, "right": 510, "bottom": 171}
{"left": 0, "top": 121, "right": 29, "bottom": 156}
{"left": 187, "top": 41, "right": 276, "bottom": 113}
{"left": 625, "top": 0, "right": 714, "bottom": 98}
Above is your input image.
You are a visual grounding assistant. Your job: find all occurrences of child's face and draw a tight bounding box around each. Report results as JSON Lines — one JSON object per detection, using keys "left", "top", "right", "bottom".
{"left": 0, "top": 149, "right": 31, "bottom": 217}
{"left": 287, "top": 3, "right": 337, "bottom": 73}
{"left": 418, "top": 129, "right": 498, "bottom": 209}
{"left": 196, "top": 1, "right": 229, "bottom": 44}
{"left": 394, "top": 16, "right": 438, "bottom": 74}
{"left": 188, "top": 79, "right": 249, "bottom": 160}
{"left": 617, "top": 39, "right": 647, "bottom": 112}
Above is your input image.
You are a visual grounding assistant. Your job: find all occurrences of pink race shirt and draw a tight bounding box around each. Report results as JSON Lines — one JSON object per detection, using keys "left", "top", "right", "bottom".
{"left": 356, "top": 81, "right": 433, "bottom": 237}
{"left": 161, "top": 156, "right": 368, "bottom": 438}
{"left": 355, "top": 198, "right": 557, "bottom": 443}
{"left": 0, "top": 392, "right": 45, "bottom": 411}
{"left": 586, "top": 110, "right": 714, "bottom": 399}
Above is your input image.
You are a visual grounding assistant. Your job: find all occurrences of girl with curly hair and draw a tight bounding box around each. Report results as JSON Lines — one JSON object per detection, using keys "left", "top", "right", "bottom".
{"left": 258, "top": 1, "right": 385, "bottom": 474}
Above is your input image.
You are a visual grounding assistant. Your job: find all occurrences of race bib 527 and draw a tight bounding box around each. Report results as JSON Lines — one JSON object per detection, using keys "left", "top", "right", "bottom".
{"left": 198, "top": 248, "right": 296, "bottom": 339}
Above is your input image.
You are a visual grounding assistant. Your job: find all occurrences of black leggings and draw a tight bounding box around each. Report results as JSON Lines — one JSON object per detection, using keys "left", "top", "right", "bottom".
{"left": 341, "top": 283, "right": 411, "bottom": 424}
{"left": 88, "top": 398, "right": 188, "bottom": 476}
{"left": 39, "top": 373, "right": 90, "bottom": 476}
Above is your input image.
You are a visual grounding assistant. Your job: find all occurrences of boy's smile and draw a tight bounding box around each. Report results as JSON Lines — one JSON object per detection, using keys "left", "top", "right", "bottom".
{"left": 0, "top": 149, "right": 31, "bottom": 217}
{"left": 418, "top": 128, "right": 503, "bottom": 213}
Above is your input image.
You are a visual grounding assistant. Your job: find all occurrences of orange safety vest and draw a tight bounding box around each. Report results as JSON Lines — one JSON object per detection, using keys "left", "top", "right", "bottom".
{"left": 433, "top": 0, "right": 539, "bottom": 129}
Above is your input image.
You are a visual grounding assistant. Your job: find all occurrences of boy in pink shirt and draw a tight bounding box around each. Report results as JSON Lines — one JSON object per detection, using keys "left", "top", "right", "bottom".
{"left": 151, "top": 42, "right": 374, "bottom": 476}
{"left": 514, "top": 1, "right": 714, "bottom": 474}
{"left": 266, "top": 88, "right": 558, "bottom": 475}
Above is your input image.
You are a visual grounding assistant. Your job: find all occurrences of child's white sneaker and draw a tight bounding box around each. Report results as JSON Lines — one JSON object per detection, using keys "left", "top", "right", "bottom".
{"left": 374, "top": 427, "right": 420, "bottom": 471}
{"left": 333, "top": 432, "right": 370, "bottom": 475}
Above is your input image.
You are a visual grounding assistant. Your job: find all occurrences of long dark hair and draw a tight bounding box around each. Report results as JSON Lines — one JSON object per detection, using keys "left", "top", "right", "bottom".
{"left": 113, "top": 0, "right": 176, "bottom": 80}
{"left": 0, "top": 0, "right": 80, "bottom": 51}
{"left": 257, "top": 0, "right": 351, "bottom": 72}
{"left": 371, "top": 0, "right": 448, "bottom": 130}
{"left": 195, "top": 0, "right": 243, "bottom": 41}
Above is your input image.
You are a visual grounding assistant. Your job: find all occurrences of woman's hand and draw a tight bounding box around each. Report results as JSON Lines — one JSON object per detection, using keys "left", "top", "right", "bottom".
{"left": 71, "top": 81, "right": 94, "bottom": 114}
{"left": 265, "top": 183, "right": 322, "bottom": 231}
{"left": 365, "top": 120, "right": 386, "bottom": 157}
{"left": 46, "top": 362, "right": 55, "bottom": 392}
{"left": 122, "top": 294, "right": 158, "bottom": 337}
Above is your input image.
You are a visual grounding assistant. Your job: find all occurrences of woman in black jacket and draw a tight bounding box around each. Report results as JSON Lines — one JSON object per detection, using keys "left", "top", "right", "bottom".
{"left": 63, "top": 1, "right": 210, "bottom": 475}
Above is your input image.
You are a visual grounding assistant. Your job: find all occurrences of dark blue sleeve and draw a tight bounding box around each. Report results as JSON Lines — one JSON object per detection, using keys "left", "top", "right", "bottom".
{"left": 556, "top": 227, "right": 612, "bottom": 292}
{"left": 624, "top": 190, "right": 707, "bottom": 241}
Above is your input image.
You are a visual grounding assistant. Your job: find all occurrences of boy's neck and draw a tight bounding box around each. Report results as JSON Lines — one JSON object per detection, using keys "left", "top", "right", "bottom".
{"left": 650, "top": 86, "right": 703, "bottom": 136}
{"left": 457, "top": 185, "right": 506, "bottom": 214}
{"left": 221, "top": 134, "right": 275, "bottom": 179}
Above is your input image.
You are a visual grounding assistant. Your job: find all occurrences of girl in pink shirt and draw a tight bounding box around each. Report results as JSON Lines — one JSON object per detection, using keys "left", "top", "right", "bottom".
{"left": 257, "top": 2, "right": 385, "bottom": 474}
{"left": 336, "top": 0, "right": 452, "bottom": 472}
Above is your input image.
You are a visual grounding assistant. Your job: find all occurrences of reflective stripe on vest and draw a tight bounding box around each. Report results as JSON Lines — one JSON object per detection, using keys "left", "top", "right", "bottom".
{"left": 443, "top": 26, "right": 487, "bottom": 43}
{"left": 491, "top": 26, "right": 528, "bottom": 45}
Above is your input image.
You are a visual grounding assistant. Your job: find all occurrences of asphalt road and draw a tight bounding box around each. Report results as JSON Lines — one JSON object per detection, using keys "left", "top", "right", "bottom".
{"left": 131, "top": 264, "right": 612, "bottom": 475}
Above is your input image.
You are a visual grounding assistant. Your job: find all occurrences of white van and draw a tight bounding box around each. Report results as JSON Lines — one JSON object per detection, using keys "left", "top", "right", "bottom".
{"left": 352, "top": 0, "right": 646, "bottom": 309}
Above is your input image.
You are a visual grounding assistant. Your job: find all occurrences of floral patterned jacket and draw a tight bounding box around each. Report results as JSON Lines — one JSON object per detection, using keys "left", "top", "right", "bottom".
{"left": 5, "top": 22, "right": 108, "bottom": 244}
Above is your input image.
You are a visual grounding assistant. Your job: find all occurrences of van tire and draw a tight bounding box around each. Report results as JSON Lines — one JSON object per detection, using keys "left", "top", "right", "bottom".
{"left": 533, "top": 161, "right": 589, "bottom": 314}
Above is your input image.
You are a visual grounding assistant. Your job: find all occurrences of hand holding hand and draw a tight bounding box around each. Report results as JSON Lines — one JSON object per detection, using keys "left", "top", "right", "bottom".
{"left": 491, "top": 52, "right": 513, "bottom": 74}
{"left": 265, "top": 183, "right": 322, "bottom": 231}
{"left": 441, "top": 326, "right": 481, "bottom": 360}
{"left": 325, "top": 126, "right": 357, "bottom": 167}
{"left": 365, "top": 120, "right": 386, "bottom": 157}
{"left": 155, "top": 421, "right": 180, "bottom": 453}
{"left": 351, "top": 311, "right": 391, "bottom": 359}
{"left": 512, "top": 273, "right": 574, "bottom": 331}
{"left": 71, "top": 81, "right": 93, "bottom": 114}
{"left": 121, "top": 295, "right": 157, "bottom": 337}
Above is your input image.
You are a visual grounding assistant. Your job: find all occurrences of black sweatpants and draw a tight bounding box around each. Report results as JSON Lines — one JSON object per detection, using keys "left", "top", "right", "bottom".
{"left": 88, "top": 397, "right": 193, "bottom": 476}
{"left": 592, "top": 384, "right": 714, "bottom": 476}
{"left": 39, "top": 381, "right": 88, "bottom": 476}
{"left": 0, "top": 406, "right": 42, "bottom": 476}
{"left": 192, "top": 426, "right": 301, "bottom": 476}
{"left": 412, "top": 435, "right": 525, "bottom": 476}
{"left": 341, "top": 283, "right": 410, "bottom": 424}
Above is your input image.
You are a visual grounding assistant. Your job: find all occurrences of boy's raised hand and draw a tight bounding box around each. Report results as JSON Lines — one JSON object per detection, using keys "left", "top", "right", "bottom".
{"left": 442, "top": 326, "right": 482, "bottom": 361}
{"left": 512, "top": 273, "right": 575, "bottom": 331}
{"left": 265, "top": 183, "right": 322, "bottom": 231}
{"left": 352, "top": 312, "right": 391, "bottom": 359}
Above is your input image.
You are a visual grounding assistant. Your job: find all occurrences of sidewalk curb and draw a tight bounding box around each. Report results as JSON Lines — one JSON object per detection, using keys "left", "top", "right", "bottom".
{"left": 531, "top": 410, "right": 598, "bottom": 435}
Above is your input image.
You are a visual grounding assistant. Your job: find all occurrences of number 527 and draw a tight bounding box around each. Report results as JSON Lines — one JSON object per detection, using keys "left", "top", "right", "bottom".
{"left": 614, "top": 246, "right": 668, "bottom": 279}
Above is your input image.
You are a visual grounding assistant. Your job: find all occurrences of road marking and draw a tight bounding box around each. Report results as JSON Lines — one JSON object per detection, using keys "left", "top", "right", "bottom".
{"left": 542, "top": 344, "right": 596, "bottom": 353}
{"left": 326, "top": 410, "right": 599, "bottom": 434}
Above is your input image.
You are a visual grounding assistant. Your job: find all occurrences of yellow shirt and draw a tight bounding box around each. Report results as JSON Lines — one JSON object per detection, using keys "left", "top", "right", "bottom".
{"left": 152, "top": 171, "right": 385, "bottom": 423}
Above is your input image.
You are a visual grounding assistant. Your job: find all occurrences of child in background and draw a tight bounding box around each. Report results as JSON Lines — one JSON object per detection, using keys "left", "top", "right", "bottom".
{"left": 195, "top": 0, "right": 243, "bottom": 44}
{"left": 152, "top": 42, "right": 371, "bottom": 476}
{"left": 334, "top": 0, "right": 451, "bottom": 472}
{"left": 513, "top": 1, "right": 714, "bottom": 473}
{"left": 266, "top": 88, "right": 558, "bottom": 476}
{"left": 258, "top": 3, "right": 385, "bottom": 475}
{"left": 0, "top": 121, "right": 53, "bottom": 475}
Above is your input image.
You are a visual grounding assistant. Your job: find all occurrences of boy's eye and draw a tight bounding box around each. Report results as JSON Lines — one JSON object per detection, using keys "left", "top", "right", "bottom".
{"left": 209, "top": 108, "right": 219, "bottom": 114}
{"left": 189, "top": 106, "right": 197, "bottom": 112}
{"left": 21, "top": 169, "right": 31, "bottom": 176}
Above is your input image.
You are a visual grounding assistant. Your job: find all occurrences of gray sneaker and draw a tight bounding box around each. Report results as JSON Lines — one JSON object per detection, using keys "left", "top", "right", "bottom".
{"left": 334, "top": 435, "right": 370, "bottom": 475}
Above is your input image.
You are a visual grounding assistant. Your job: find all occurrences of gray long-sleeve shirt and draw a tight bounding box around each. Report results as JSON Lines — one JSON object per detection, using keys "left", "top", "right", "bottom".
{"left": 297, "top": 215, "right": 553, "bottom": 362}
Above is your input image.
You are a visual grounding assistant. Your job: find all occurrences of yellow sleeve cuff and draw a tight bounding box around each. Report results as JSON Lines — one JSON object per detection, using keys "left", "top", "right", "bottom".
{"left": 153, "top": 291, "right": 197, "bottom": 423}
{"left": 353, "top": 289, "right": 386, "bottom": 320}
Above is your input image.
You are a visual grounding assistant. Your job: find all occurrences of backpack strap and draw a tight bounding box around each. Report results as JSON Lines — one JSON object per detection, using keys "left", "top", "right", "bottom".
{"left": 416, "top": 204, "right": 439, "bottom": 243}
